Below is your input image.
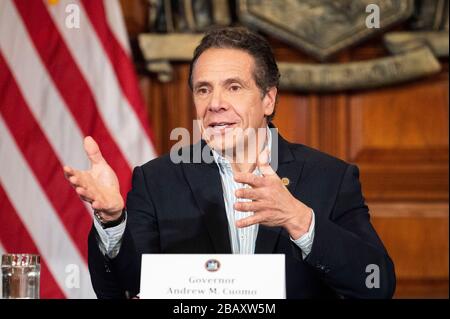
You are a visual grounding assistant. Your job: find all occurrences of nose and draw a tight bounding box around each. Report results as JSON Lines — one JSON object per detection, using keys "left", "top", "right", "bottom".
{"left": 208, "top": 89, "right": 228, "bottom": 113}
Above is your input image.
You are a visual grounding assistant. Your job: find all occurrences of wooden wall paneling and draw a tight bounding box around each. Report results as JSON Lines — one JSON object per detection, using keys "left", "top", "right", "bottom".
{"left": 141, "top": 65, "right": 196, "bottom": 154}
{"left": 370, "top": 202, "right": 449, "bottom": 298}
{"left": 317, "top": 94, "right": 349, "bottom": 160}
{"left": 273, "top": 94, "right": 318, "bottom": 148}
{"left": 139, "top": 75, "right": 164, "bottom": 154}
{"left": 348, "top": 72, "right": 449, "bottom": 202}
{"left": 119, "top": 0, "right": 149, "bottom": 38}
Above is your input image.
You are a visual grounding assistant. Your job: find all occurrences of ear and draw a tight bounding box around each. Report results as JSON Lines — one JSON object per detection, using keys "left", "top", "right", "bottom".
{"left": 262, "top": 87, "right": 277, "bottom": 117}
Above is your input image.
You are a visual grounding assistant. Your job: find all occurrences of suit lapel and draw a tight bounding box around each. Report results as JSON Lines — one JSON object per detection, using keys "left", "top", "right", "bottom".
{"left": 255, "top": 132, "right": 305, "bottom": 253}
{"left": 182, "top": 142, "right": 232, "bottom": 253}
{"left": 180, "top": 131, "right": 305, "bottom": 255}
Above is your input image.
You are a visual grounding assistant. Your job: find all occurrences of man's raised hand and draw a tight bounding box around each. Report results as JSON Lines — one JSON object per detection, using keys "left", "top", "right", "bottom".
{"left": 63, "top": 136, "right": 124, "bottom": 221}
{"left": 233, "top": 147, "right": 312, "bottom": 239}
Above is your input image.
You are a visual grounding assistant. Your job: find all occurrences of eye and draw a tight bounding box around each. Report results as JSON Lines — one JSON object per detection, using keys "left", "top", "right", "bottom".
{"left": 229, "top": 84, "right": 242, "bottom": 92}
{"left": 196, "top": 87, "right": 210, "bottom": 96}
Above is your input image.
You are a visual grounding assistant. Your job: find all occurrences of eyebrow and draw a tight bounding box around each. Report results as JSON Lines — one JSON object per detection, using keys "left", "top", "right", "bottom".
{"left": 193, "top": 81, "right": 211, "bottom": 91}
{"left": 193, "top": 77, "right": 249, "bottom": 91}
{"left": 222, "top": 77, "right": 249, "bottom": 87}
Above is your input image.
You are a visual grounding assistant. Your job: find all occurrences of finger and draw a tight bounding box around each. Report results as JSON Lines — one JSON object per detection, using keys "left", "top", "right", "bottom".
{"left": 79, "top": 195, "right": 93, "bottom": 203}
{"left": 234, "top": 201, "right": 263, "bottom": 212}
{"left": 63, "top": 166, "right": 75, "bottom": 178}
{"left": 235, "top": 188, "right": 261, "bottom": 200}
{"left": 257, "top": 147, "right": 275, "bottom": 176}
{"left": 68, "top": 174, "right": 89, "bottom": 189}
{"left": 76, "top": 185, "right": 99, "bottom": 200}
{"left": 64, "top": 167, "right": 85, "bottom": 186}
{"left": 75, "top": 186, "right": 89, "bottom": 198}
{"left": 236, "top": 215, "right": 262, "bottom": 228}
{"left": 75, "top": 187, "right": 94, "bottom": 202}
{"left": 234, "top": 172, "right": 264, "bottom": 187}
{"left": 84, "top": 136, "right": 105, "bottom": 165}
{"left": 68, "top": 176, "right": 79, "bottom": 187}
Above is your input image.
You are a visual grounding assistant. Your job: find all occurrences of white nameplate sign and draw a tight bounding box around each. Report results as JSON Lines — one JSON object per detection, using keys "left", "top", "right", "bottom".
{"left": 140, "top": 254, "right": 286, "bottom": 299}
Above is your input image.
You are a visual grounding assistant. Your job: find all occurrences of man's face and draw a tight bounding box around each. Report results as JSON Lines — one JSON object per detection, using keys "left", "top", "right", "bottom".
{"left": 192, "top": 48, "right": 276, "bottom": 153}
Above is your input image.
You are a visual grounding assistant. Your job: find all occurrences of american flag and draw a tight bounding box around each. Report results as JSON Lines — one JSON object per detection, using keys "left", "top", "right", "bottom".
{"left": 0, "top": 0, "right": 157, "bottom": 298}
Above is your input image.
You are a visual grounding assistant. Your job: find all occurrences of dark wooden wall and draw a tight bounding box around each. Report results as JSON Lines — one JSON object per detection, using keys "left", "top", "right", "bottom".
{"left": 121, "top": 0, "right": 449, "bottom": 298}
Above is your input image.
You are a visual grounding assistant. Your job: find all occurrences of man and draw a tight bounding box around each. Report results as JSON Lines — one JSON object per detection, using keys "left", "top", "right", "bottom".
{"left": 64, "top": 27, "right": 395, "bottom": 299}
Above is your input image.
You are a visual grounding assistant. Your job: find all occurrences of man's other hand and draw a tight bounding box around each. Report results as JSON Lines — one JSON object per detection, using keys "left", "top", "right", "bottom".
{"left": 63, "top": 136, "right": 124, "bottom": 221}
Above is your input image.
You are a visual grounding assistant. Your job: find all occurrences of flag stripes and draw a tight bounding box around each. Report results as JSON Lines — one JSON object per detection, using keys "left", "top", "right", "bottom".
{"left": 0, "top": 52, "right": 92, "bottom": 261}
{"left": 81, "top": 0, "right": 157, "bottom": 152}
{"left": 0, "top": 0, "right": 156, "bottom": 298}
{"left": 0, "top": 186, "right": 66, "bottom": 298}
{"left": 14, "top": 0, "right": 133, "bottom": 197}
{"left": 0, "top": 117, "right": 95, "bottom": 298}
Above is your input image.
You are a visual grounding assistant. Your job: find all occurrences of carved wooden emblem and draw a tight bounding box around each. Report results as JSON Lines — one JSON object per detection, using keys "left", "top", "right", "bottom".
{"left": 139, "top": 0, "right": 448, "bottom": 91}
{"left": 239, "top": 0, "right": 414, "bottom": 60}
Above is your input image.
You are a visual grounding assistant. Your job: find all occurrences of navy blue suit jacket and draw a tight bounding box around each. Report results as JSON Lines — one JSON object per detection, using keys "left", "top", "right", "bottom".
{"left": 87, "top": 132, "right": 395, "bottom": 299}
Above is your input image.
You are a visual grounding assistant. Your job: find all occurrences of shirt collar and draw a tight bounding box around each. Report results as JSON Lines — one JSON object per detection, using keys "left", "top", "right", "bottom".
{"left": 211, "top": 126, "right": 272, "bottom": 173}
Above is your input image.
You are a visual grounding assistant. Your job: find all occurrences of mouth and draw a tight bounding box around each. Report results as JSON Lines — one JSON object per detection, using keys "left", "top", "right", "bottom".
{"left": 206, "top": 122, "right": 237, "bottom": 134}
